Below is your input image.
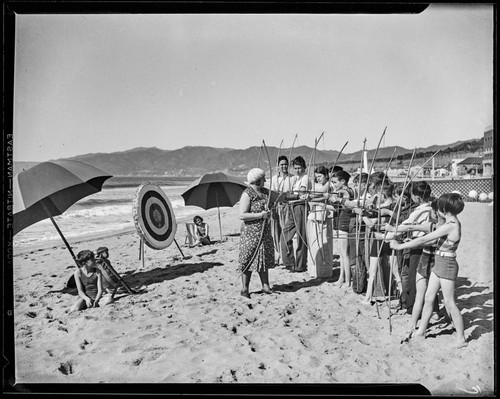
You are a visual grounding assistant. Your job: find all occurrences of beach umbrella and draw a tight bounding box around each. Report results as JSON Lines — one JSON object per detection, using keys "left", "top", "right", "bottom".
{"left": 181, "top": 172, "right": 247, "bottom": 242}
{"left": 13, "top": 160, "right": 113, "bottom": 266}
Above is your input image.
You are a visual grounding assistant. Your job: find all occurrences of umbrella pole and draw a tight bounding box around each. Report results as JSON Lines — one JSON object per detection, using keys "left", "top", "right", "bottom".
{"left": 49, "top": 217, "right": 80, "bottom": 268}
{"left": 218, "top": 207, "right": 223, "bottom": 243}
{"left": 215, "top": 190, "right": 223, "bottom": 243}
{"left": 48, "top": 216, "right": 138, "bottom": 294}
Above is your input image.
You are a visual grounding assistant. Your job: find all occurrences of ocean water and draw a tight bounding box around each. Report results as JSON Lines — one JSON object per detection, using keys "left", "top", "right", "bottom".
{"left": 13, "top": 176, "right": 204, "bottom": 249}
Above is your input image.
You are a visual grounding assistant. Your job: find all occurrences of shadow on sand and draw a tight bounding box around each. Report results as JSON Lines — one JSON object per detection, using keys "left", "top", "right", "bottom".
{"left": 53, "top": 261, "right": 224, "bottom": 298}
{"left": 125, "top": 261, "right": 224, "bottom": 288}
{"left": 272, "top": 276, "right": 336, "bottom": 293}
{"left": 270, "top": 265, "right": 342, "bottom": 293}
{"left": 425, "top": 277, "right": 493, "bottom": 342}
{"left": 195, "top": 249, "right": 219, "bottom": 257}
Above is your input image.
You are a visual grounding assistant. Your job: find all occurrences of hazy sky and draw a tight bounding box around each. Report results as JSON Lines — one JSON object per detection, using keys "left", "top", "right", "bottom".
{"left": 13, "top": 4, "right": 493, "bottom": 162}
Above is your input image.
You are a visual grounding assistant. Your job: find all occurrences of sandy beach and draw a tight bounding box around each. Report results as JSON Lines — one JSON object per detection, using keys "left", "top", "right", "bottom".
{"left": 10, "top": 202, "right": 494, "bottom": 395}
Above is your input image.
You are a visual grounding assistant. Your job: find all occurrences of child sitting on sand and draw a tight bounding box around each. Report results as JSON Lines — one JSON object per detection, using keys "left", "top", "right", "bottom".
{"left": 190, "top": 216, "right": 211, "bottom": 247}
{"left": 390, "top": 193, "right": 467, "bottom": 348}
{"left": 69, "top": 250, "right": 113, "bottom": 313}
{"left": 95, "top": 246, "right": 119, "bottom": 296}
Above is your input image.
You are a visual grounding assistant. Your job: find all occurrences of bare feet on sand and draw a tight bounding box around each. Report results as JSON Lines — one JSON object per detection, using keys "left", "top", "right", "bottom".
{"left": 240, "top": 290, "right": 250, "bottom": 299}
{"left": 455, "top": 334, "right": 468, "bottom": 349}
{"left": 456, "top": 339, "right": 468, "bottom": 349}
{"left": 400, "top": 329, "right": 416, "bottom": 344}
{"left": 410, "top": 332, "right": 426, "bottom": 343}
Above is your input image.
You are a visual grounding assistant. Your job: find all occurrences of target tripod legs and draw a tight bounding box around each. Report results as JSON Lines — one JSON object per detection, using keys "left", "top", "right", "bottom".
{"left": 174, "top": 239, "right": 190, "bottom": 259}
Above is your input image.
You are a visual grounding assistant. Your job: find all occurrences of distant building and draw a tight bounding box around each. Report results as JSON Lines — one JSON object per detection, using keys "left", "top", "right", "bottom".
{"left": 457, "top": 157, "right": 483, "bottom": 176}
{"left": 451, "top": 159, "right": 465, "bottom": 177}
{"left": 482, "top": 125, "right": 493, "bottom": 177}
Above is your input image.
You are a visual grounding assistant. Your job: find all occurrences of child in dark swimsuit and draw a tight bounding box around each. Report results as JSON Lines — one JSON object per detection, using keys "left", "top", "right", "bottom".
{"left": 69, "top": 250, "right": 113, "bottom": 313}
{"left": 329, "top": 170, "right": 355, "bottom": 287}
{"left": 390, "top": 193, "right": 467, "bottom": 348}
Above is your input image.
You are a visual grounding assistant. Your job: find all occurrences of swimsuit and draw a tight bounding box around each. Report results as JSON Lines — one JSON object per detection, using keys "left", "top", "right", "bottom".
{"left": 196, "top": 224, "right": 210, "bottom": 244}
{"left": 368, "top": 196, "right": 393, "bottom": 257}
{"left": 416, "top": 218, "right": 439, "bottom": 280}
{"left": 334, "top": 187, "right": 354, "bottom": 233}
{"left": 417, "top": 251, "right": 435, "bottom": 280}
{"left": 80, "top": 270, "right": 98, "bottom": 300}
{"left": 432, "top": 221, "right": 461, "bottom": 281}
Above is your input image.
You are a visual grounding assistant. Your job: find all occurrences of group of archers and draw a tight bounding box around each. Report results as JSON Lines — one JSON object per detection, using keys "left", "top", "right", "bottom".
{"left": 67, "top": 152, "right": 467, "bottom": 348}
{"left": 237, "top": 153, "right": 467, "bottom": 348}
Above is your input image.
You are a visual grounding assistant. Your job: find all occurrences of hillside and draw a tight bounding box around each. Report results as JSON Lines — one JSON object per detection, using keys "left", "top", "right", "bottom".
{"left": 13, "top": 138, "right": 484, "bottom": 177}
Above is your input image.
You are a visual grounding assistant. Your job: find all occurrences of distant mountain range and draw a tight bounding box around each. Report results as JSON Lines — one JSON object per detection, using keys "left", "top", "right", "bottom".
{"left": 14, "top": 138, "right": 484, "bottom": 177}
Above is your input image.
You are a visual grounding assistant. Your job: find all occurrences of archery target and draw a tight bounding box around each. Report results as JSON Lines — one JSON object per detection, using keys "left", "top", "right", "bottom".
{"left": 133, "top": 183, "right": 177, "bottom": 249}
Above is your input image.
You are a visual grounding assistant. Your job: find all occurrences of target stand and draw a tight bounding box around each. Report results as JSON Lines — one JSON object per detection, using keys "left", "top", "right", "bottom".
{"left": 133, "top": 183, "right": 188, "bottom": 262}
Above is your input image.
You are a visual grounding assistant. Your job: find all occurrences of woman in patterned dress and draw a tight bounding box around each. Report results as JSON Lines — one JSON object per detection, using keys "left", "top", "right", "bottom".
{"left": 238, "top": 168, "right": 274, "bottom": 298}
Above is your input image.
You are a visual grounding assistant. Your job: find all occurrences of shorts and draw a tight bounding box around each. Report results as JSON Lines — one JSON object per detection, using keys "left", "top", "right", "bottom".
{"left": 332, "top": 230, "right": 348, "bottom": 255}
{"left": 416, "top": 251, "right": 435, "bottom": 279}
{"left": 432, "top": 255, "right": 459, "bottom": 281}
{"left": 370, "top": 240, "right": 391, "bottom": 257}
{"left": 333, "top": 229, "right": 349, "bottom": 238}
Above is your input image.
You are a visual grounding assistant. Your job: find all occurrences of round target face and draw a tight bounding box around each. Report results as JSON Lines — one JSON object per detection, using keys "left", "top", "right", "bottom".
{"left": 133, "top": 183, "right": 177, "bottom": 249}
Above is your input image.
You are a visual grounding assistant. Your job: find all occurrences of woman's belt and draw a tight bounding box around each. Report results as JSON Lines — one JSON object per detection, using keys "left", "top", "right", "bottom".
{"left": 435, "top": 250, "right": 456, "bottom": 258}
{"left": 422, "top": 248, "right": 436, "bottom": 255}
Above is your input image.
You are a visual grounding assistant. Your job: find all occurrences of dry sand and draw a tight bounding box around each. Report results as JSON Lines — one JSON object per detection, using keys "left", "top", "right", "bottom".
{"left": 11, "top": 202, "right": 494, "bottom": 394}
